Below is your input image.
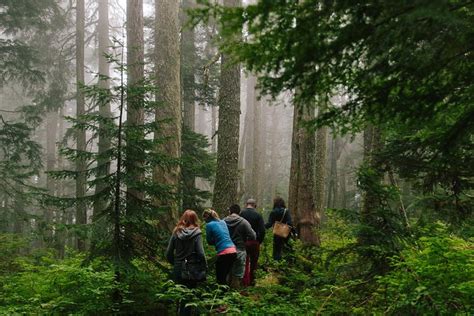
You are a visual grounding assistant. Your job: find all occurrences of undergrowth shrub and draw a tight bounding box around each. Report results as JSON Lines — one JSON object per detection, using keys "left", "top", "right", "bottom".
{"left": 0, "top": 255, "right": 116, "bottom": 314}
{"left": 372, "top": 223, "right": 474, "bottom": 314}
{"left": 1, "top": 215, "right": 472, "bottom": 315}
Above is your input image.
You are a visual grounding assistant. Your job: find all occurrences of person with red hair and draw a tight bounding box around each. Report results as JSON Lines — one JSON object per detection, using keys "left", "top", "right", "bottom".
{"left": 166, "top": 209, "right": 207, "bottom": 284}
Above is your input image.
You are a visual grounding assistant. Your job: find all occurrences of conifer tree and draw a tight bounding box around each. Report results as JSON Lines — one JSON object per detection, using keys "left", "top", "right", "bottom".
{"left": 93, "top": 0, "right": 112, "bottom": 220}
{"left": 154, "top": 0, "right": 182, "bottom": 230}
{"left": 75, "top": 0, "right": 87, "bottom": 251}
{"left": 212, "top": 0, "right": 242, "bottom": 214}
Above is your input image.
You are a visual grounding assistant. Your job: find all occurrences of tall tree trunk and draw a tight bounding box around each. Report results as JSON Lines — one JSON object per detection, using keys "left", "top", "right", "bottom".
{"left": 314, "top": 122, "right": 327, "bottom": 238}
{"left": 360, "top": 125, "right": 383, "bottom": 245}
{"left": 45, "top": 109, "right": 58, "bottom": 245}
{"left": 154, "top": 0, "right": 181, "bottom": 230}
{"left": 250, "top": 78, "right": 261, "bottom": 202}
{"left": 268, "top": 106, "right": 278, "bottom": 199}
{"left": 257, "top": 97, "right": 268, "bottom": 204}
{"left": 237, "top": 90, "right": 247, "bottom": 201}
{"left": 93, "top": 0, "right": 111, "bottom": 220}
{"left": 181, "top": 0, "right": 196, "bottom": 131}
{"left": 242, "top": 74, "right": 255, "bottom": 200}
{"left": 126, "top": 0, "right": 145, "bottom": 223}
{"left": 296, "top": 106, "right": 319, "bottom": 246}
{"left": 289, "top": 103, "right": 320, "bottom": 246}
{"left": 181, "top": 0, "right": 197, "bottom": 204}
{"left": 212, "top": 0, "right": 241, "bottom": 214}
{"left": 56, "top": 106, "right": 66, "bottom": 258}
{"left": 288, "top": 105, "right": 299, "bottom": 223}
{"left": 75, "top": 0, "right": 87, "bottom": 252}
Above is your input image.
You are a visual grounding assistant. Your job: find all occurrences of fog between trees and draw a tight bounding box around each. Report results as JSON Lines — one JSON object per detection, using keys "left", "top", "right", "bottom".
{"left": 0, "top": 0, "right": 472, "bottom": 314}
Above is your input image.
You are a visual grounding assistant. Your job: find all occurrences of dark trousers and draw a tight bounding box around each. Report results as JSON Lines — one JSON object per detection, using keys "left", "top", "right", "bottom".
{"left": 273, "top": 236, "right": 289, "bottom": 261}
{"left": 173, "top": 265, "right": 198, "bottom": 316}
{"left": 244, "top": 240, "right": 260, "bottom": 286}
{"left": 216, "top": 253, "right": 237, "bottom": 285}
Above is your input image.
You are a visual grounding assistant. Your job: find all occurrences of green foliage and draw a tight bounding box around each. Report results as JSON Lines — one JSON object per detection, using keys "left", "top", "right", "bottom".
{"left": 193, "top": 0, "right": 474, "bottom": 219}
{"left": 0, "top": 0, "right": 62, "bottom": 86}
{"left": 181, "top": 126, "right": 216, "bottom": 212}
{"left": 46, "top": 48, "right": 175, "bottom": 265}
{"left": 372, "top": 224, "right": 474, "bottom": 314}
{"left": 0, "top": 0, "right": 72, "bottom": 236}
{"left": 356, "top": 165, "right": 410, "bottom": 272}
{"left": 0, "top": 115, "right": 43, "bottom": 232}
{"left": 0, "top": 234, "right": 29, "bottom": 275}
{"left": 0, "top": 254, "right": 116, "bottom": 314}
{"left": 1, "top": 214, "right": 473, "bottom": 314}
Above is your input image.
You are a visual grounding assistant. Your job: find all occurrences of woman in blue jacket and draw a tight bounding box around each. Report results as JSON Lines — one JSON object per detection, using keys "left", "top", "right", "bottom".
{"left": 202, "top": 209, "right": 237, "bottom": 285}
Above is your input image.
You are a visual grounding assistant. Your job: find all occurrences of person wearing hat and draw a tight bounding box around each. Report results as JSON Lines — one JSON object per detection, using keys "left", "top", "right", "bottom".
{"left": 240, "top": 198, "right": 265, "bottom": 286}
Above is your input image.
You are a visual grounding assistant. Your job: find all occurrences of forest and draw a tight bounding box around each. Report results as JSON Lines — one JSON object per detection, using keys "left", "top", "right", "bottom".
{"left": 0, "top": 0, "right": 473, "bottom": 314}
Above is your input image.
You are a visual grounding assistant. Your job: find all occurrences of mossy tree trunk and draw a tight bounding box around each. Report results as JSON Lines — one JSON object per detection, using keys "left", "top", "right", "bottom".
{"left": 154, "top": 0, "right": 181, "bottom": 230}
{"left": 212, "top": 0, "right": 242, "bottom": 214}
{"left": 289, "top": 102, "right": 321, "bottom": 246}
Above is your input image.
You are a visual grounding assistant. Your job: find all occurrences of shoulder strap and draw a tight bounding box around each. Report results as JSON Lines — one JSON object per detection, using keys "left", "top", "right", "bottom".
{"left": 279, "top": 208, "right": 287, "bottom": 222}
{"left": 186, "top": 235, "right": 198, "bottom": 259}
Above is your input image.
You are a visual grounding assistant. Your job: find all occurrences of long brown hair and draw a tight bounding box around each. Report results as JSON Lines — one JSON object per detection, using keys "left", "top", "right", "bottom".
{"left": 173, "top": 209, "right": 199, "bottom": 234}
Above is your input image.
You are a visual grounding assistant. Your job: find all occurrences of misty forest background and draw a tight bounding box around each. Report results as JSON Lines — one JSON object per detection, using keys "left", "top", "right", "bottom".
{"left": 0, "top": 0, "right": 473, "bottom": 314}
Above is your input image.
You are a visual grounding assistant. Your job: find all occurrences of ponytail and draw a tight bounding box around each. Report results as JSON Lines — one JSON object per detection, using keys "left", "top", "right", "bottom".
{"left": 202, "top": 208, "right": 219, "bottom": 221}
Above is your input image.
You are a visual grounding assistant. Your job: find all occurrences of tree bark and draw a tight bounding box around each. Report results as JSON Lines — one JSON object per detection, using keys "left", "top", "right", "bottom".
{"left": 314, "top": 121, "right": 327, "bottom": 239}
{"left": 181, "top": 0, "right": 196, "bottom": 131}
{"left": 154, "top": 0, "right": 181, "bottom": 230}
{"left": 212, "top": 0, "right": 241, "bottom": 214}
{"left": 296, "top": 106, "right": 319, "bottom": 246}
{"left": 75, "top": 0, "right": 87, "bottom": 252}
{"left": 126, "top": 0, "right": 145, "bottom": 222}
{"left": 250, "top": 76, "right": 261, "bottom": 202}
{"left": 181, "top": 0, "right": 197, "bottom": 203}
{"left": 288, "top": 105, "right": 300, "bottom": 223}
{"left": 289, "top": 102, "right": 320, "bottom": 246}
{"left": 257, "top": 97, "right": 268, "bottom": 204}
{"left": 360, "top": 125, "right": 383, "bottom": 245}
{"left": 93, "top": 0, "right": 111, "bottom": 220}
{"left": 45, "top": 109, "right": 58, "bottom": 245}
{"left": 242, "top": 74, "right": 255, "bottom": 201}
{"left": 56, "top": 105, "right": 66, "bottom": 258}
{"left": 268, "top": 106, "right": 278, "bottom": 199}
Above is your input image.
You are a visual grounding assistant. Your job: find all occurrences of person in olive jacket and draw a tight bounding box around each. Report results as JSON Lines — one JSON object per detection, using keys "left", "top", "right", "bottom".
{"left": 265, "top": 196, "right": 294, "bottom": 260}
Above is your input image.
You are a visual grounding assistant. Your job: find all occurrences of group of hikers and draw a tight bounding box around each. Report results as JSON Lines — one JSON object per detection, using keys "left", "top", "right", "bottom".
{"left": 165, "top": 197, "right": 294, "bottom": 313}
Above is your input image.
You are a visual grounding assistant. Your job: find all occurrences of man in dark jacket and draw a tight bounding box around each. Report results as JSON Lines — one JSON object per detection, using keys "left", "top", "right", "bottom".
{"left": 224, "top": 204, "right": 256, "bottom": 288}
{"left": 240, "top": 198, "right": 265, "bottom": 286}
